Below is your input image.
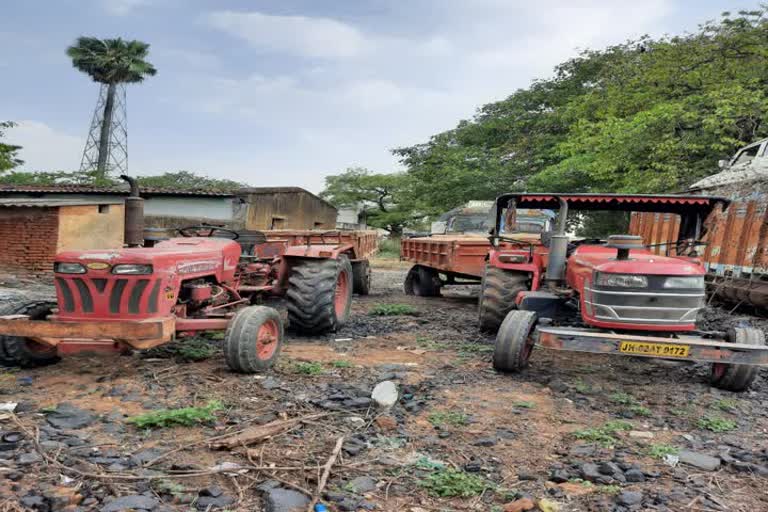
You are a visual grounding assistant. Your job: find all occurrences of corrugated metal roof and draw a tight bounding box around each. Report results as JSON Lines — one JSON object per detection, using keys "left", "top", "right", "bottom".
{"left": 0, "top": 198, "right": 123, "bottom": 208}
{"left": 0, "top": 184, "right": 234, "bottom": 197}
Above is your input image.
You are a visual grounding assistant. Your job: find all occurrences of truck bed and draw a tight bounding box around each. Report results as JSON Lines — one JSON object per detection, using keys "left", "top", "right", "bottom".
{"left": 401, "top": 235, "right": 490, "bottom": 278}
{"left": 262, "top": 230, "right": 379, "bottom": 260}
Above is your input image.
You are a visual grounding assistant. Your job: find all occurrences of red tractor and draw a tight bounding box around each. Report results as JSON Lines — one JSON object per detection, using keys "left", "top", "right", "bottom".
{"left": 483, "top": 193, "right": 768, "bottom": 391}
{"left": 0, "top": 224, "right": 375, "bottom": 372}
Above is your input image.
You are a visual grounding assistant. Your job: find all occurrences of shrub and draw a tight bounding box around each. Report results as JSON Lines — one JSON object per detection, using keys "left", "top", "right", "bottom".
{"left": 368, "top": 304, "right": 418, "bottom": 316}
{"left": 127, "top": 400, "right": 223, "bottom": 429}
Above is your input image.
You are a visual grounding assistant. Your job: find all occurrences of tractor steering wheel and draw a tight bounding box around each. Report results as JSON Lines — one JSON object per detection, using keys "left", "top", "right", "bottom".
{"left": 177, "top": 225, "right": 240, "bottom": 240}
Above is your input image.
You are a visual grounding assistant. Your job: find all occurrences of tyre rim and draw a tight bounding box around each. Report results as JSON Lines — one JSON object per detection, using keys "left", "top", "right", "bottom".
{"left": 711, "top": 363, "right": 726, "bottom": 380}
{"left": 256, "top": 319, "right": 279, "bottom": 360}
{"left": 520, "top": 335, "right": 534, "bottom": 363}
{"left": 334, "top": 270, "right": 350, "bottom": 317}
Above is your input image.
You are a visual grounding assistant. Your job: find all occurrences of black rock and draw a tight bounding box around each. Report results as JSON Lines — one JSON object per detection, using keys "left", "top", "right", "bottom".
{"left": 464, "top": 461, "right": 482, "bottom": 473}
{"left": 473, "top": 437, "right": 497, "bottom": 447}
{"left": 200, "top": 486, "right": 224, "bottom": 498}
{"left": 130, "top": 448, "right": 162, "bottom": 466}
{"left": 346, "top": 476, "right": 377, "bottom": 493}
{"left": 598, "top": 461, "right": 622, "bottom": 476}
{"left": 322, "top": 491, "right": 348, "bottom": 503}
{"left": 343, "top": 397, "right": 373, "bottom": 409}
{"left": 20, "top": 495, "right": 45, "bottom": 508}
{"left": 550, "top": 469, "right": 571, "bottom": 483}
{"left": 549, "top": 379, "right": 568, "bottom": 393}
{"left": 195, "top": 495, "right": 235, "bottom": 510}
{"left": 617, "top": 491, "right": 643, "bottom": 506}
{"left": 517, "top": 470, "right": 537, "bottom": 481}
{"left": 100, "top": 494, "right": 159, "bottom": 512}
{"left": 45, "top": 403, "right": 95, "bottom": 430}
{"left": 17, "top": 452, "right": 42, "bottom": 465}
{"left": 625, "top": 469, "right": 646, "bottom": 482}
{"left": 579, "top": 463, "right": 602, "bottom": 482}
{"left": 256, "top": 480, "right": 281, "bottom": 492}
{"left": 264, "top": 488, "right": 310, "bottom": 512}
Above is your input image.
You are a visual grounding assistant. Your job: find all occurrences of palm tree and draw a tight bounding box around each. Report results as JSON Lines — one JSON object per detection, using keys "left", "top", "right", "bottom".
{"left": 67, "top": 37, "right": 157, "bottom": 177}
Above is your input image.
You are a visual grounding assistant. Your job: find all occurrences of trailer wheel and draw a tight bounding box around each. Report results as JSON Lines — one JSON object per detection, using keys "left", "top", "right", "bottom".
{"left": 710, "top": 327, "right": 765, "bottom": 392}
{"left": 478, "top": 266, "right": 528, "bottom": 333}
{"left": 0, "top": 301, "right": 60, "bottom": 368}
{"left": 404, "top": 265, "right": 441, "bottom": 297}
{"left": 352, "top": 260, "right": 371, "bottom": 295}
{"left": 286, "top": 256, "right": 353, "bottom": 334}
{"left": 493, "top": 310, "right": 537, "bottom": 372}
{"left": 223, "top": 306, "right": 283, "bottom": 373}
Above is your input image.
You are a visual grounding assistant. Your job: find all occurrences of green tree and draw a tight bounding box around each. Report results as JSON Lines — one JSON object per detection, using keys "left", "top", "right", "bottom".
{"left": 137, "top": 171, "right": 246, "bottom": 192}
{"left": 320, "top": 168, "right": 419, "bottom": 235}
{"left": 67, "top": 37, "right": 157, "bottom": 178}
{"left": 0, "top": 122, "right": 23, "bottom": 173}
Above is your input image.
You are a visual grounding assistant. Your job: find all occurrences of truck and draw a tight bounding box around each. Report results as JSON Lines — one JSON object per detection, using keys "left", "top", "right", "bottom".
{"left": 400, "top": 202, "right": 553, "bottom": 300}
{"left": 630, "top": 138, "right": 768, "bottom": 310}
{"left": 0, "top": 176, "right": 377, "bottom": 372}
{"left": 485, "top": 193, "right": 768, "bottom": 391}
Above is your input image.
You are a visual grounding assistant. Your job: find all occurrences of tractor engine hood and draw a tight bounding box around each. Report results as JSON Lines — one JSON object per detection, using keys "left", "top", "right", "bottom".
{"left": 569, "top": 245, "right": 704, "bottom": 278}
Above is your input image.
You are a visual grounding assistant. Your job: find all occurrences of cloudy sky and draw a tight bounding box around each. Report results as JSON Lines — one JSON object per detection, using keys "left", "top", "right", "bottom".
{"left": 1, "top": 0, "right": 741, "bottom": 192}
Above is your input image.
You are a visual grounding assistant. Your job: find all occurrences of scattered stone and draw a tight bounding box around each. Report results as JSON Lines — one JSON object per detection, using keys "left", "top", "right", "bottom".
{"left": 617, "top": 491, "right": 643, "bottom": 506}
{"left": 17, "top": 376, "right": 33, "bottom": 387}
{"left": 20, "top": 495, "right": 45, "bottom": 508}
{"left": 473, "top": 437, "right": 497, "bottom": 447}
{"left": 100, "top": 495, "right": 159, "bottom": 512}
{"left": 624, "top": 469, "right": 646, "bottom": 482}
{"left": 260, "top": 377, "right": 282, "bottom": 390}
{"left": 345, "top": 416, "right": 366, "bottom": 428}
{"left": 597, "top": 462, "right": 622, "bottom": 476}
{"left": 548, "top": 379, "right": 568, "bottom": 393}
{"left": 463, "top": 461, "right": 482, "bottom": 473}
{"left": 371, "top": 381, "right": 398, "bottom": 408}
{"left": 17, "top": 452, "right": 42, "bottom": 465}
{"left": 130, "top": 448, "right": 162, "bottom": 466}
{"left": 629, "top": 430, "right": 654, "bottom": 439}
{"left": 201, "top": 486, "right": 224, "bottom": 498}
{"left": 343, "top": 397, "right": 373, "bottom": 409}
{"left": 503, "top": 497, "right": 535, "bottom": 512}
{"left": 579, "top": 463, "right": 602, "bottom": 482}
{"left": 263, "top": 488, "right": 310, "bottom": 512}
{"left": 196, "top": 494, "right": 235, "bottom": 510}
{"left": 570, "top": 444, "right": 597, "bottom": 457}
{"left": 549, "top": 469, "right": 572, "bottom": 483}
{"left": 347, "top": 476, "right": 378, "bottom": 493}
{"left": 45, "top": 403, "right": 95, "bottom": 430}
{"left": 517, "top": 470, "right": 537, "bottom": 481}
{"left": 678, "top": 450, "right": 720, "bottom": 471}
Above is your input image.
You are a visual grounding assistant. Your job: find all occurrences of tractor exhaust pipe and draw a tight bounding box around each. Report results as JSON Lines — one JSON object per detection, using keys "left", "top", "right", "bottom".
{"left": 120, "top": 174, "right": 144, "bottom": 248}
{"left": 545, "top": 197, "right": 569, "bottom": 286}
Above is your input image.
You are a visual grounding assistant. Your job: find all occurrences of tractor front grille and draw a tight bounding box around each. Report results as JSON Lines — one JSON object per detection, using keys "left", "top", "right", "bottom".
{"left": 584, "top": 280, "right": 704, "bottom": 325}
{"left": 55, "top": 276, "right": 163, "bottom": 318}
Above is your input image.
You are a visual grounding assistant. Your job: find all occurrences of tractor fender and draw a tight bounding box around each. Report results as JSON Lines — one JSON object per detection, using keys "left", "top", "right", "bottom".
{"left": 282, "top": 243, "right": 356, "bottom": 260}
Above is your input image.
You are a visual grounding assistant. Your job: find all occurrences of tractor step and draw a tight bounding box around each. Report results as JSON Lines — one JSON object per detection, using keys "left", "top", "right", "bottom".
{"left": 536, "top": 327, "right": 768, "bottom": 366}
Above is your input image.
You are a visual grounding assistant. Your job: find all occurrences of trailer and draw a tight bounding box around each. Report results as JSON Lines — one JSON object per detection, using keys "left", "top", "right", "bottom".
{"left": 629, "top": 139, "right": 768, "bottom": 310}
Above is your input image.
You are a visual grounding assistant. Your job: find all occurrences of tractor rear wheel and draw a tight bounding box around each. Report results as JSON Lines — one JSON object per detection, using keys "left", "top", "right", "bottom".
{"left": 493, "top": 310, "right": 537, "bottom": 372}
{"left": 223, "top": 306, "right": 283, "bottom": 373}
{"left": 352, "top": 260, "right": 371, "bottom": 295}
{"left": 286, "top": 257, "right": 353, "bottom": 334}
{"left": 0, "top": 301, "right": 60, "bottom": 368}
{"left": 710, "top": 327, "right": 765, "bottom": 392}
{"left": 478, "top": 266, "right": 528, "bottom": 333}
{"left": 404, "top": 265, "right": 441, "bottom": 297}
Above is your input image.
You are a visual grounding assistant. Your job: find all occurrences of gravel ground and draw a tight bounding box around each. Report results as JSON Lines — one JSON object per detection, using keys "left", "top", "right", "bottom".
{"left": 0, "top": 265, "right": 767, "bottom": 511}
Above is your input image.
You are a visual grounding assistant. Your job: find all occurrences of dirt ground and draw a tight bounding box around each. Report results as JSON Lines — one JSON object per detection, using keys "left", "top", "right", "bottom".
{"left": 1, "top": 262, "right": 767, "bottom": 512}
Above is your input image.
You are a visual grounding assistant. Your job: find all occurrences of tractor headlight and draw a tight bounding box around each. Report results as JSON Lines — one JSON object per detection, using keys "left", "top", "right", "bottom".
{"left": 663, "top": 276, "right": 704, "bottom": 289}
{"left": 54, "top": 262, "right": 86, "bottom": 274}
{"left": 498, "top": 253, "right": 528, "bottom": 264}
{"left": 111, "top": 264, "right": 153, "bottom": 275}
{"left": 595, "top": 272, "right": 648, "bottom": 288}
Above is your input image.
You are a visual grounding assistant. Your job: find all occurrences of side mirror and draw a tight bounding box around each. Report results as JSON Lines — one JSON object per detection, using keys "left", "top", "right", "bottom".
{"left": 430, "top": 221, "right": 447, "bottom": 234}
{"left": 718, "top": 159, "right": 729, "bottom": 170}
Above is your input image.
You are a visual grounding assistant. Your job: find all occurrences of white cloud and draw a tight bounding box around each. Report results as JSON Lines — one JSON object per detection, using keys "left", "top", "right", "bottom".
{"left": 207, "top": 11, "right": 369, "bottom": 59}
{"left": 8, "top": 121, "right": 83, "bottom": 172}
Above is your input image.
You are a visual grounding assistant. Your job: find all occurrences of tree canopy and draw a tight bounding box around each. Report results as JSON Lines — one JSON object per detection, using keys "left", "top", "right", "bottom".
{"left": 384, "top": 8, "right": 768, "bottom": 216}
{"left": 66, "top": 37, "right": 157, "bottom": 85}
{"left": 0, "top": 122, "right": 23, "bottom": 173}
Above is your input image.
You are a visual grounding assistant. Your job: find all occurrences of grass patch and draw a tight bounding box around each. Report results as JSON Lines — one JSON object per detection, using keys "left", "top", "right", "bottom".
{"left": 648, "top": 444, "right": 679, "bottom": 459}
{"left": 573, "top": 420, "right": 632, "bottom": 446}
{"left": 377, "top": 238, "right": 401, "bottom": 259}
{"left": 574, "top": 379, "right": 592, "bottom": 394}
{"left": 697, "top": 416, "right": 737, "bottom": 432}
{"left": 457, "top": 343, "right": 494, "bottom": 355}
{"left": 713, "top": 398, "right": 739, "bottom": 412}
{"left": 330, "top": 360, "right": 353, "bottom": 368}
{"left": 610, "top": 392, "right": 637, "bottom": 405}
{"left": 127, "top": 400, "right": 222, "bottom": 429}
{"left": 513, "top": 401, "right": 536, "bottom": 409}
{"left": 669, "top": 405, "right": 695, "bottom": 417}
{"left": 599, "top": 484, "right": 622, "bottom": 495}
{"left": 293, "top": 362, "right": 325, "bottom": 375}
{"left": 369, "top": 303, "right": 418, "bottom": 316}
{"left": 628, "top": 405, "right": 652, "bottom": 417}
{"left": 419, "top": 467, "right": 491, "bottom": 497}
{"left": 177, "top": 338, "right": 217, "bottom": 361}
{"left": 428, "top": 411, "right": 469, "bottom": 427}
{"left": 205, "top": 331, "right": 226, "bottom": 341}
{"left": 416, "top": 336, "right": 451, "bottom": 351}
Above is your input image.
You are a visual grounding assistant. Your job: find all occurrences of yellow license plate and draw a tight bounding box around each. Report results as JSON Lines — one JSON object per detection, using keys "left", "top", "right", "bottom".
{"left": 619, "top": 341, "right": 690, "bottom": 358}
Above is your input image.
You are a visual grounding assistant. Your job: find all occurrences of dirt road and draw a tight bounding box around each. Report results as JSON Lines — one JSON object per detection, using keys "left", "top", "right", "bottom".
{"left": 1, "top": 264, "right": 767, "bottom": 511}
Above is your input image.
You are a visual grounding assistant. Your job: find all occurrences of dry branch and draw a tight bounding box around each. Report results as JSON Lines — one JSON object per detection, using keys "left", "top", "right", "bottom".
{"left": 307, "top": 436, "right": 345, "bottom": 512}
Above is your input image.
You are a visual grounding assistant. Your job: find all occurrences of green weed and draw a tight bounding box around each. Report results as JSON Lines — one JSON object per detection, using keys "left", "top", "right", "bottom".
{"left": 574, "top": 379, "right": 592, "bottom": 394}
{"left": 419, "top": 467, "right": 491, "bottom": 497}
{"left": 513, "top": 401, "right": 536, "bottom": 409}
{"left": 153, "top": 480, "right": 186, "bottom": 497}
{"left": 697, "top": 416, "right": 737, "bottom": 432}
{"left": 368, "top": 303, "right": 418, "bottom": 316}
{"left": 177, "top": 338, "right": 216, "bottom": 361}
{"left": 428, "top": 411, "right": 469, "bottom": 427}
{"left": 127, "top": 400, "right": 223, "bottom": 429}
{"left": 610, "top": 392, "right": 637, "bottom": 405}
{"left": 647, "top": 444, "right": 679, "bottom": 459}
{"left": 628, "top": 405, "right": 652, "bottom": 417}
{"left": 377, "top": 238, "right": 401, "bottom": 259}
{"left": 573, "top": 420, "right": 632, "bottom": 446}
{"left": 599, "top": 485, "right": 622, "bottom": 495}
{"left": 713, "top": 398, "right": 739, "bottom": 412}
{"left": 294, "top": 362, "right": 325, "bottom": 375}
{"left": 330, "top": 360, "right": 353, "bottom": 368}
{"left": 205, "top": 331, "right": 226, "bottom": 341}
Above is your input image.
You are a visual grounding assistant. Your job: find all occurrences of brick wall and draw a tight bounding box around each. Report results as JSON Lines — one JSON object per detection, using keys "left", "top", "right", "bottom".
{"left": 0, "top": 207, "right": 59, "bottom": 279}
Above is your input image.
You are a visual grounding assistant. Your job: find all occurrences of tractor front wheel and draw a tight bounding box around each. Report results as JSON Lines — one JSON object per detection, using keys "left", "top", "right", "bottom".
{"left": 286, "top": 257, "right": 353, "bottom": 334}
{"left": 223, "top": 306, "right": 283, "bottom": 373}
{"left": 478, "top": 266, "right": 528, "bottom": 333}
{"left": 710, "top": 327, "right": 765, "bottom": 392}
{"left": 493, "top": 310, "right": 537, "bottom": 373}
{"left": 0, "top": 301, "right": 60, "bottom": 368}
{"left": 404, "top": 265, "right": 441, "bottom": 297}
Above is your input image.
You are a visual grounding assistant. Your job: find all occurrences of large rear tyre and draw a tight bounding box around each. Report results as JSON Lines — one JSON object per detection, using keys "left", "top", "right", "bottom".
{"left": 403, "top": 265, "right": 441, "bottom": 297}
{"left": 493, "top": 310, "right": 537, "bottom": 372}
{"left": 0, "top": 301, "right": 60, "bottom": 368}
{"left": 710, "top": 327, "right": 765, "bottom": 392}
{"left": 223, "top": 306, "right": 283, "bottom": 373}
{"left": 478, "top": 266, "right": 528, "bottom": 333}
{"left": 352, "top": 260, "right": 371, "bottom": 295}
{"left": 286, "top": 257, "right": 353, "bottom": 334}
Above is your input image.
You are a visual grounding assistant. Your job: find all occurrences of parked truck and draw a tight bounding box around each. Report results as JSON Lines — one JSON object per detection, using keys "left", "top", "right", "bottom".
{"left": 630, "top": 138, "right": 768, "bottom": 310}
